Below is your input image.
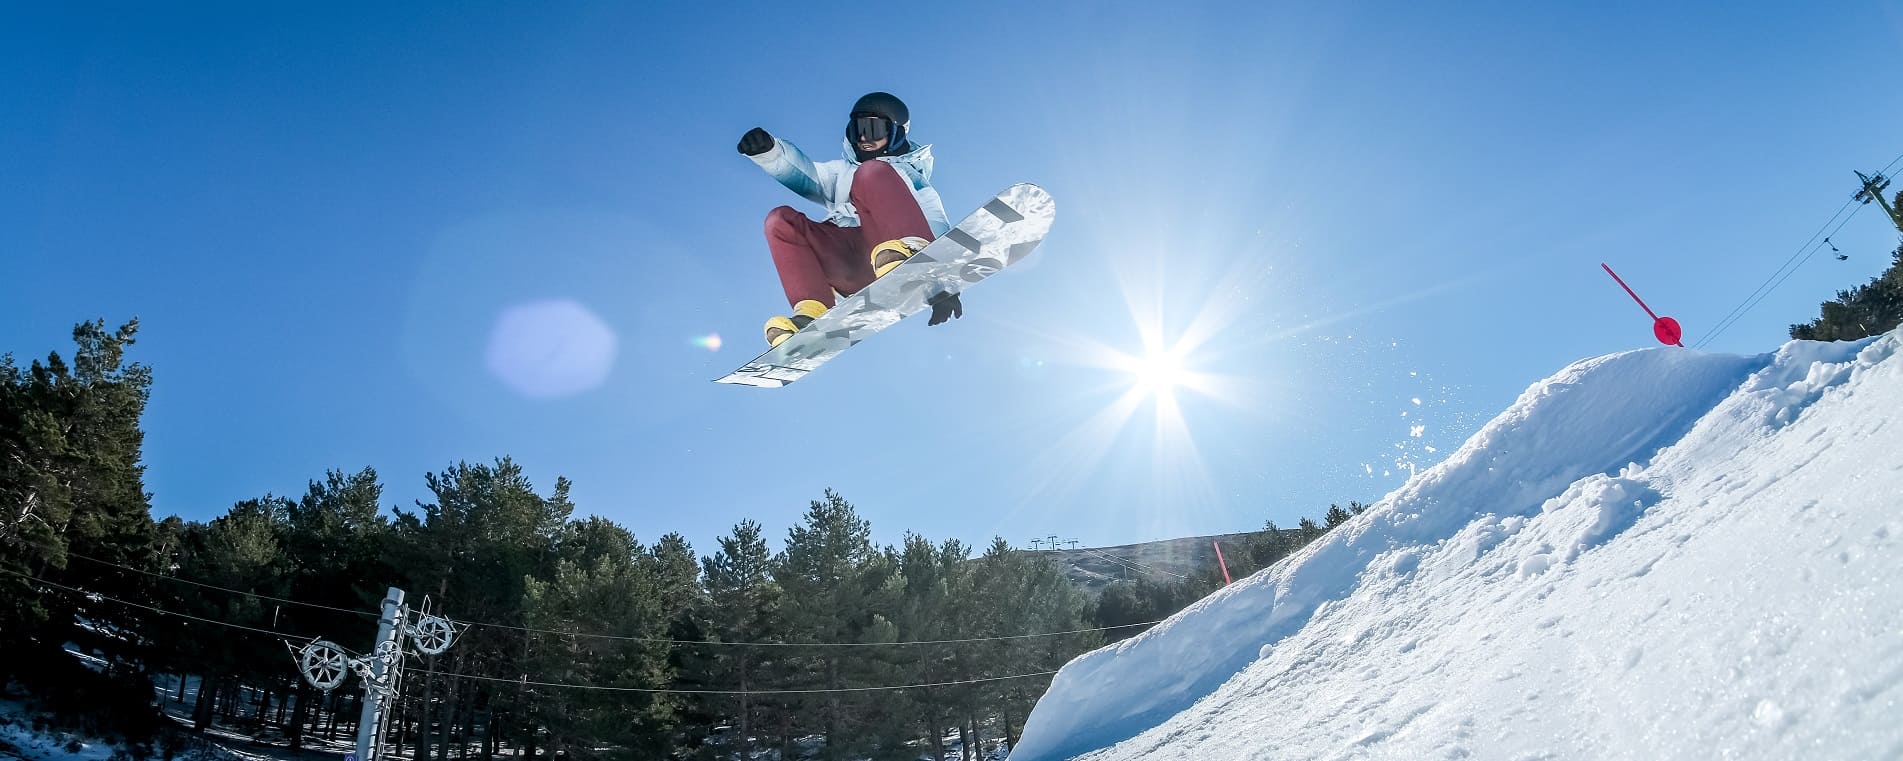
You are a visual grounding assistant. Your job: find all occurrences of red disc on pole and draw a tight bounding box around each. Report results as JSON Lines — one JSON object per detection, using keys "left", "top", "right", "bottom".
{"left": 1653, "top": 316, "right": 1683, "bottom": 347}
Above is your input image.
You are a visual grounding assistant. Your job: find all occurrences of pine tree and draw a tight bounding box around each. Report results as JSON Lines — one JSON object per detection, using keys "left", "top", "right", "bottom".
{"left": 963, "top": 537, "right": 1095, "bottom": 754}
{"left": 393, "top": 459, "right": 573, "bottom": 761}
{"left": 773, "top": 489, "right": 882, "bottom": 760}
{"left": 891, "top": 533, "right": 968, "bottom": 759}
{"left": 521, "top": 518, "right": 673, "bottom": 758}
{"left": 700, "top": 520, "right": 783, "bottom": 761}
{"left": 0, "top": 319, "right": 157, "bottom": 688}
{"left": 280, "top": 468, "right": 390, "bottom": 747}
{"left": 647, "top": 531, "right": 709, "bottom": 753}
{"left": 1298, "top": 516, "right": 1325, "bottom": 543}
{"left": 1790, "top": 244, "right": 1903, "bottom": 340}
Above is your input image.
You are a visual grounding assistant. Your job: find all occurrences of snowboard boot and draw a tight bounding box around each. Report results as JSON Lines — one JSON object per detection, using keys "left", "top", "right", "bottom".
{"left": 764, "top": 299, "right": 828, "bottom": 348}
{"left": 870, "top": 236, "right": 932, "bottom": 278}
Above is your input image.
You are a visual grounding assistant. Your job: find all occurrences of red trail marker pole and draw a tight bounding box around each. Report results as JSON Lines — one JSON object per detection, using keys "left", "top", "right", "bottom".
{"left": 1213, "top": 541, "right": 1232, "bottom": 585}
{"left": 1601, "top": 263, "right": 1684, "bottom": 347}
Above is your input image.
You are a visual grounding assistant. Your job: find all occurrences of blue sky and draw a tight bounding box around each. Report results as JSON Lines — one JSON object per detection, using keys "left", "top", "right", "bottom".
{"left": 5, "top": 2, "right": 1901, "bottom": 559}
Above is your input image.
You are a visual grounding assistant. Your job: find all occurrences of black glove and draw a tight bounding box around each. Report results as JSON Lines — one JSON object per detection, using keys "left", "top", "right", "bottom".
{"left": 737, "top": 127, "right": 774, "bottom": 156}
{"left": 928, "top": 292, "right": 963, "bottom": 326}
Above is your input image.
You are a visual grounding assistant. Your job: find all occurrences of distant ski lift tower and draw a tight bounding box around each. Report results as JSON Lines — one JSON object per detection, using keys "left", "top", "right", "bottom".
{"left": 1853, "top": 171, "right": 1903, "bottom": 233}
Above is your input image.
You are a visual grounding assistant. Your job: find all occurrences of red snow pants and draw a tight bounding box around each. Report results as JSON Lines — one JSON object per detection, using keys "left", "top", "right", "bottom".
{"left": 765, "top": 160, "right": 934, "bottom": 308}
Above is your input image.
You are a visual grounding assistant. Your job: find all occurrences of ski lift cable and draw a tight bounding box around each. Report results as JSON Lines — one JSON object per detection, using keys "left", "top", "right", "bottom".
{"left": 1079, "top": 547, "right": 1188, "bottom": 580}
{"left": 4, "top": 568, "right": 1072, "bottom": 695}
{"left": 1694, "top": 150, "right": 1903, "bottom": 350}
{"left": 53, "top": 551, "right": 1167, "bottom": 648}
{"left": 1721, "top": 207, "right": 1867, "bottom": 340}
{"left": 1694, "top": 197, "right": 1859, "bottom": 349}
{"left": 1, "top": 568, "right": 323, "bottom": 641}
{"left": 438, "top": 667, "right": 1063, "bottom": 695}
{"left": 1698, "top": 202, "right": 1867, "bottom": 349}
{"left": 66, "top": 552, "right": 380, "bottom": 619}
{"left": 1073, "top": 547, "right": 1152, "bottom": 574}
{"left": 453, "top": 615, "right": 1165, "bottom": 647}
{"left": 1074, "top": 547, "right": 1156, "bottom": 577}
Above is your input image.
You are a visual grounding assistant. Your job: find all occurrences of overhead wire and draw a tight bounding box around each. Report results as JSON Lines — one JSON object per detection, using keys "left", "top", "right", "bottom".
{"left": 1706, "top": 207, "right": 1868, "bottom": 348}
{"left": 52, "top": 551, "right": 1168, "bottom": 648}
{"left": 1695, "top": 151, "right": 1903, "bottom": 349}
{"left": 453, "top": 613, "right": 1161, "bottom": 647}
{"left": 1078, "top": 547, "right": 1189, "bottom": 580}
{"left": 442, "top": 667, "right": 1064, "bottom": 695}
{"left": 0, "top": 567, "right": 324, "bottom": 641}
{"left": 4, "top": 568, "right": 1076, "bottom": 696}
{"left": 66, "top": 551, "right": 380, "bottom": 619}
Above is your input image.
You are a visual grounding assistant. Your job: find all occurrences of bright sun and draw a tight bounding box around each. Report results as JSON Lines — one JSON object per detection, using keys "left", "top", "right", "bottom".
{"left": 1128, "top": 350, "right": 1186, "bottom": 395}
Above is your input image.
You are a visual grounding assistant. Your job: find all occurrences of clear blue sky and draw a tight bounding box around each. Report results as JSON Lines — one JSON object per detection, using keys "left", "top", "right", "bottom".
{"left": 5, "top": 2, "right": 1900, "bottom": 558}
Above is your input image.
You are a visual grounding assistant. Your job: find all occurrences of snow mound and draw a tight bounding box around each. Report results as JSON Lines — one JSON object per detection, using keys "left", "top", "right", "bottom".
{"left": 1013, "top": 332, "right": 1903, "bottom": 760}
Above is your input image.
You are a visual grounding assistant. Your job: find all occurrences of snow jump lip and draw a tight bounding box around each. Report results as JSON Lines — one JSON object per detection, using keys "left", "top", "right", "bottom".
{"left": 1006, "top": 340, "right": 1833, "bottom": 760}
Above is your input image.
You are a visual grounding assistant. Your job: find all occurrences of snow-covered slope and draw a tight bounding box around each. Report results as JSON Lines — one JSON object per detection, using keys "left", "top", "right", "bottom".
{"left": 1013, "top": 332, "right": 1903, "bottom": 760}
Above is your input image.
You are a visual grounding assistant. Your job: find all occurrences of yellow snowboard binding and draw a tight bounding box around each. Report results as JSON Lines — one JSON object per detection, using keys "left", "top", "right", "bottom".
{"left": 764, "top": 299, "right": 828, "bottom": 348}
{"left": 870, "top": 236, "right": 932, "bottom": 278}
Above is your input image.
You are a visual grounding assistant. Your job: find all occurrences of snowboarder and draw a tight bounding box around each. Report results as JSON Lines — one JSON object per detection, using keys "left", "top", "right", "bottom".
{"left": 738, "top": 92, "right": 959, "bottom": 348}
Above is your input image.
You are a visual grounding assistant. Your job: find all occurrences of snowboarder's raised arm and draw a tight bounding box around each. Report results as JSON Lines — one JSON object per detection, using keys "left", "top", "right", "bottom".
{"left": 737, "top": 127, "right": 839, "bottom": 208}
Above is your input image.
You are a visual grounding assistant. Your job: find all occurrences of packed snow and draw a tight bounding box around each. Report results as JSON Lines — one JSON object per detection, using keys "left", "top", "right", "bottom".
{"left": 1012, "top": 331, "right": 1903, "bottom": 760}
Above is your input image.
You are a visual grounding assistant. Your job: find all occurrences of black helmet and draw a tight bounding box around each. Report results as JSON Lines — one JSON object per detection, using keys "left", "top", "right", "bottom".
{"left": 847, "top": 91, "right": 909, "bottom": 158}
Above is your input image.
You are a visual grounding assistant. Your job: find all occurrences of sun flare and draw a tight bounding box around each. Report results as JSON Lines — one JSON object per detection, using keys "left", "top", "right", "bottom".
{"left": 1126, "top": 349, "right": 1187, "bottom": 396}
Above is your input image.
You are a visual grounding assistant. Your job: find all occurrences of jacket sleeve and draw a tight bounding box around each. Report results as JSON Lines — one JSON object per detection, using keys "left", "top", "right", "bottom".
{"left": 748, "top": 138, "right": 840, "bottom": 208}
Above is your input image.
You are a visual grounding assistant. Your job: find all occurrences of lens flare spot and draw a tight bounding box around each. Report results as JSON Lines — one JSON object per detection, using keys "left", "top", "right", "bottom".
{"left": 484, "top": 299, "right": 616, "bottom": 399}
{"left": 692, "top": 334, "right": 723, "bottom": 352}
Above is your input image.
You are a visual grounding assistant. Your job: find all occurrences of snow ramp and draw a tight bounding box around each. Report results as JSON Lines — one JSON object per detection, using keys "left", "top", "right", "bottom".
{"left": 1012, "top": 331, "right": 1903, "bottom": 760}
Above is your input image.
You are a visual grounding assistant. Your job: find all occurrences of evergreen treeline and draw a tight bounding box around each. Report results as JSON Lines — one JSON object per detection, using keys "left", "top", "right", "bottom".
{"left": 1790, "top": 191, "right": 1903, "bottom": 342}
{"left": 1087, "top": 503, "right": 1367, "bottom": 635}
{"left": 0, "top": 320, "right": 1366, "bottom": 760}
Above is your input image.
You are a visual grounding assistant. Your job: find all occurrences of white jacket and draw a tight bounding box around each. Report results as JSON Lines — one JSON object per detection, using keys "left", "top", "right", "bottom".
{"left": 748, "top": 137, "right": 952, "bottom": 237}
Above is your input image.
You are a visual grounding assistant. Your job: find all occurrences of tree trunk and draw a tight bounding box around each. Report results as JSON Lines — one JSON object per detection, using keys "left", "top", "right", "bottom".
{"left": 958, "top": 718, "right": 972, "bottom": 761}
{"left": 824, "top": 657, "right": 840, "bottom": 761}
{"left": 1003, "top": 698, "right": 1018, "bottom": 750}
{"left": 482, "top": 711, "right": 498, "bottom": 760}
{"left": 736, "top": 655, "right": 753, "bottom": 761}
{"left": 418, "top": 659, "right": 437, "bottom": 761}
{"left": 325, "top": 692, "right": 341, "bottom": 740}
{"left": 392, "top": 684, "right": 410, "bottom": 761}
{"left": 255, "top": 689, "right": 271, "bottom": 725}
{"left": 287, "top": 681, "right": 310, "bottom": 749}
{"left": 175, "top": 673, "right": 189, "bottom": 703}
{"left": 456, "top": 681, "right": 472, "bottom": 760}
{"left": 925, "top": 703, "right": 946, "bottom": 761}
{"left": 191, "top": 676, "right": 216, "bottom": 731}
{"left": 436, "top": 669, "right": 460, "bottom": 761}
{"left": 968, "top": 712, "right": 982, "bottom": 761}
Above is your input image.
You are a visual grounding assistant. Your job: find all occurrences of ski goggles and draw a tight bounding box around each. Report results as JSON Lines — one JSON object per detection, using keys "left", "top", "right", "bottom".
{"left": 848, "top": 114, "right": 894, "bottom": 144}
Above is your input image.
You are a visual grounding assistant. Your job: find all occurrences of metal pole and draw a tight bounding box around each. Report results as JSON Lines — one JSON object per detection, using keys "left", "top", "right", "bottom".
{"left": 357, "top": 587, "right": 406, "bottom": 761}
{"left": 1856, "top": 171, "right": 1903, "bottom": 234}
